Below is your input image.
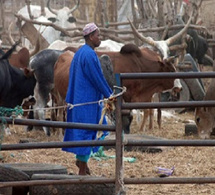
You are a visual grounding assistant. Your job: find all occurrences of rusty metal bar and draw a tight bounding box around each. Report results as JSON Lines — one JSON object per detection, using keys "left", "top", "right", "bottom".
{"left": 0, "top": 178, "right": 115, "bottom": 188}
{"left": 2, "top": 176, "right": 215, "bottom": 188}
{"left": 120, "top": 72, "right": 215, "bottom": 79}
{"left": 2, "top": 139, "right": 215, "bottom": 151}
{"left": 125, "top": 139, "right": 215, "bottom": 147}
{"left": 124, "top": 177, "right": 215, "bottom": 184}
{"left": 0, "top": 140, "right": 116, "bottom": 150}
{"left": 122, "top": 100, "right": 215, "bottom": 109}
{"left": 2, "top": 117, "right": 115, "bottom": 131}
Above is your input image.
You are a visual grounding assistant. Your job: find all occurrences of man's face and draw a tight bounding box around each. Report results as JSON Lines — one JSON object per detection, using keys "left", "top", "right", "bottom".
{"left": 90, "top": 29, "right": 101, "bottom": 47}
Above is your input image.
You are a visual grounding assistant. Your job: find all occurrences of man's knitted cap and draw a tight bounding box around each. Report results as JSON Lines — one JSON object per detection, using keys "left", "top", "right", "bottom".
{"left": 83, "top": 23, "right": 98, "bottom": 36}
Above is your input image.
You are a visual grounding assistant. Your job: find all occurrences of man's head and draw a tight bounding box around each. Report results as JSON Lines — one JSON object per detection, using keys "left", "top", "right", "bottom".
{"left": 83, "top": 23, "right": 101, "bottom": 48}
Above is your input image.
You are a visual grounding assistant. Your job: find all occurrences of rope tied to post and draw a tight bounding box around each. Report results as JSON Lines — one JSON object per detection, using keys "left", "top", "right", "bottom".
{"left": 67, "top": 86, "right": 126, "bottom": 113}
{"left": 0, "top": 86, "right": 126, "bottom": 121}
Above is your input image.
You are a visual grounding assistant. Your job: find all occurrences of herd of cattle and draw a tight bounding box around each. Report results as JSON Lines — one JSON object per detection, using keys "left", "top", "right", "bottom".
{"left": 0, "top": 1, "right": 215, "bottom": 139}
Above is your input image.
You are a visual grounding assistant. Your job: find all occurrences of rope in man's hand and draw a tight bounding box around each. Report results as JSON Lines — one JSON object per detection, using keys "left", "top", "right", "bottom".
{"left": 20, "top": 86, "right": 126, "bottom": 116}
{"left": 98, "top": 86, "right": 126, "bottom": 125}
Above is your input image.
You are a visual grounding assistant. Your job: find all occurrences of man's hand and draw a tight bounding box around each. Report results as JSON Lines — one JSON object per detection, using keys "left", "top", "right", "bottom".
{"left": 105, "top": 96, "right": 116, "bottom": 113}
{"left": 108, "top": 96, "right": 117, "bottom": 102}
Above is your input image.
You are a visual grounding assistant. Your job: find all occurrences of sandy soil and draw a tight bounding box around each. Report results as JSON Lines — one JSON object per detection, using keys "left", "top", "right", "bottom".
{"left": 0, "top": 66, "right": 214, "bottom": 195}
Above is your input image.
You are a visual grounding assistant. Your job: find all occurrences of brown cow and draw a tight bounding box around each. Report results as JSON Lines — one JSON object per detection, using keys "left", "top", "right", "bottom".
{"left": 195, "top": 78, "right": 215, "bottom": 139}
{"left": 52, "top": 44, "right": 176, "bottom": 135}
{"left": 52, "top": 50, "right": 116, "bottom": 121}
{"left": 97, "top": 44, "right": 176, "bottom": 102}
{"left": 52, "top": 50, "right": 74, "bottom": 123}
{"left": 51, "top": 50, "right": 118, "bottom": 137}
{"left": 65, "top": 44, "right": 181, "bottom": 132}
{"left": 98, "top": 44, "right": 177, "bottom": 133}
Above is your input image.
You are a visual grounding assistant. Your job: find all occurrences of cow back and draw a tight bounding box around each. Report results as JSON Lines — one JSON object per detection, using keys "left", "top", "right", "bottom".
{"left": 30, "top": 49, "right": 64, "bottom": 103}
{"left": 54, "top": 51, "right": 74, "bottom": 100}
{"left": 113, "top": 44, "right": 175, "bottom": 102}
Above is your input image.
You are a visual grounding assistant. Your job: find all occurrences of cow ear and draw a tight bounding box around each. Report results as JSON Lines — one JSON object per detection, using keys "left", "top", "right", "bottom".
{"left": 23, "top": 68, "right": 34, "bottom": 78}
{"left": 48, "top": 17, "right": 57, "bottom": 23}
{"left": 68, "top": 16, "right": 76, "bottom": 23}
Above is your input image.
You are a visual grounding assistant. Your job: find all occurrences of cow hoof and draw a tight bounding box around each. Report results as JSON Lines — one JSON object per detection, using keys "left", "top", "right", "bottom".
{"left": 46, "top": 129, "right": 51, "bottom": 136}
{"left": 26, "top": 126, "right": 33, "bottom": 131}
{"left": 43, "top": 127, "right": 51, "bottom": 136}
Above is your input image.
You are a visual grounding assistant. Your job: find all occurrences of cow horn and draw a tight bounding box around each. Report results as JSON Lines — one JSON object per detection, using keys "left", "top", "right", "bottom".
{"left": 128, "top": 18, "right": 157, "bottom": 47}
{"left": 47, "top": 0, "right": 80, "bottom": 15}
{"left": 165, "top": 10, "right": 193, "bottom": 46}
{"left": 69, "top": 0, "right": 80, "bottom": 14}
{"left": 47, "top": 0, "right": 57, "bottom": 15}
{"left": 29, "top": 36, "right": 40, "bottom": 57}
{"left": 8, "top": 22, "right": 22, "bottom": 51}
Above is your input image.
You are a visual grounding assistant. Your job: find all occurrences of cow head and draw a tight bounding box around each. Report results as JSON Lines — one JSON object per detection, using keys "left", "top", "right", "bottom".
{"left": 47, "top": 0, "right": 79, "bottom": 36}
{"left": 195, "top": 107, "right": 215, "bottom": 139}
{"left": 128, "top": 9, "right": 193, "bottom": 60}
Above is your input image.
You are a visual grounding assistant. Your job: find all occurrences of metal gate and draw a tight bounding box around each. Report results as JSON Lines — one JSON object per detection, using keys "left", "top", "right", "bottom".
{"left": 1, "top": 71, "right": 215, "bottom": 195}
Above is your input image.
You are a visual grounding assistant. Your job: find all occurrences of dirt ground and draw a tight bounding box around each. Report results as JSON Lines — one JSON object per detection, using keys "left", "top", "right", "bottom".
{"left": 0, "top": 66, "right": 215, "bottom": 195}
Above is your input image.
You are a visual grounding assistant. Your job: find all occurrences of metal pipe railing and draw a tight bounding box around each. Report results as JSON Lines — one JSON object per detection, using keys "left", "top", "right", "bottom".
{"left": 1, "top": 71, "right": 215, "bottom": 194}
{"left": 120, "top": 72, "right": 215, "bottom": 79}
{"left": 3, "top": 117, "right": 115, "bottom": 131}
{"left": 122, "top": 100, "right": 215, "bottom": 109}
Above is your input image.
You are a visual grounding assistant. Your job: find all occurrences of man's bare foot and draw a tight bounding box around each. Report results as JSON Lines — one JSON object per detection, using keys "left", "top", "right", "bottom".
{"left": 76, "top": 160, "right": 91, "bottom": 175}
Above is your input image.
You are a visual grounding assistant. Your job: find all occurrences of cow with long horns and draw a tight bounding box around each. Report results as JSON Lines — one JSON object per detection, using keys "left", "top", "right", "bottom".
{"left": 26, "top": 9, "right": 193, "bottom": 136}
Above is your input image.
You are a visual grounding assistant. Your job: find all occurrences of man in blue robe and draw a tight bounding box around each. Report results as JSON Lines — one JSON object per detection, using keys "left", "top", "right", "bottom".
{"left": 62, "top": 23, "right": 113, "bottom": 175}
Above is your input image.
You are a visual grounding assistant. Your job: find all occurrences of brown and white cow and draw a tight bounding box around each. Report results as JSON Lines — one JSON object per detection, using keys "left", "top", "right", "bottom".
{"left": 195, "top": 78, "right": 215, "bottom": 139}
{"left": 97, "top": 44, "right": 176, "bottom": 102}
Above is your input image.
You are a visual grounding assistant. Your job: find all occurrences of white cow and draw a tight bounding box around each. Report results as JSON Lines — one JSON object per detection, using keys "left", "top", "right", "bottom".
{"left": 48, "top": 39, "right": 124, "bottom": 52}
{"left": 17, "top": 0, "right": 80, "bottom": 45}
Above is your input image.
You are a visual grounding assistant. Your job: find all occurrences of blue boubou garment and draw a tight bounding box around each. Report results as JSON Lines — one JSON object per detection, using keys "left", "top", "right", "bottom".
{"left": 62, "top": 44, "right": 113, "bottom": 155}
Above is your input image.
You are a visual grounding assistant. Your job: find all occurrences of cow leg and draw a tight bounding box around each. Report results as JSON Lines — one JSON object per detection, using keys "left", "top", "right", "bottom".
{"left": 4, "top": 125, "right": 11, "bottom": 136}
{"left": 21, "top": 96, "right": 36, "bottom": 132}
{"left": 34, "top": 105, "right": 50, "bottom": 136}
{"left": 139, "top": 109, "right": 149, "bottom": 132}
{"left": 121, "top": 110, "right": 133, "bottom": 134}
{"left": 157, "top": 108, "right": 162, "bottom": 129}
{"left": 152, "top": 93, "right": 162, "bottom": 129}
{"left": 57, "top": 106, "right": 65, "bottom": 139}
{"left": 50, "top": 91, "right": 65, "bottom": 139}
{"left": 33, "top": 83, "right": 51, "bottom": 136}
{"left": 148, "top": 109, "right": 154, "bottom": 130}
{"left": 26, "top": 108, "right": 34, "bottom": 131}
